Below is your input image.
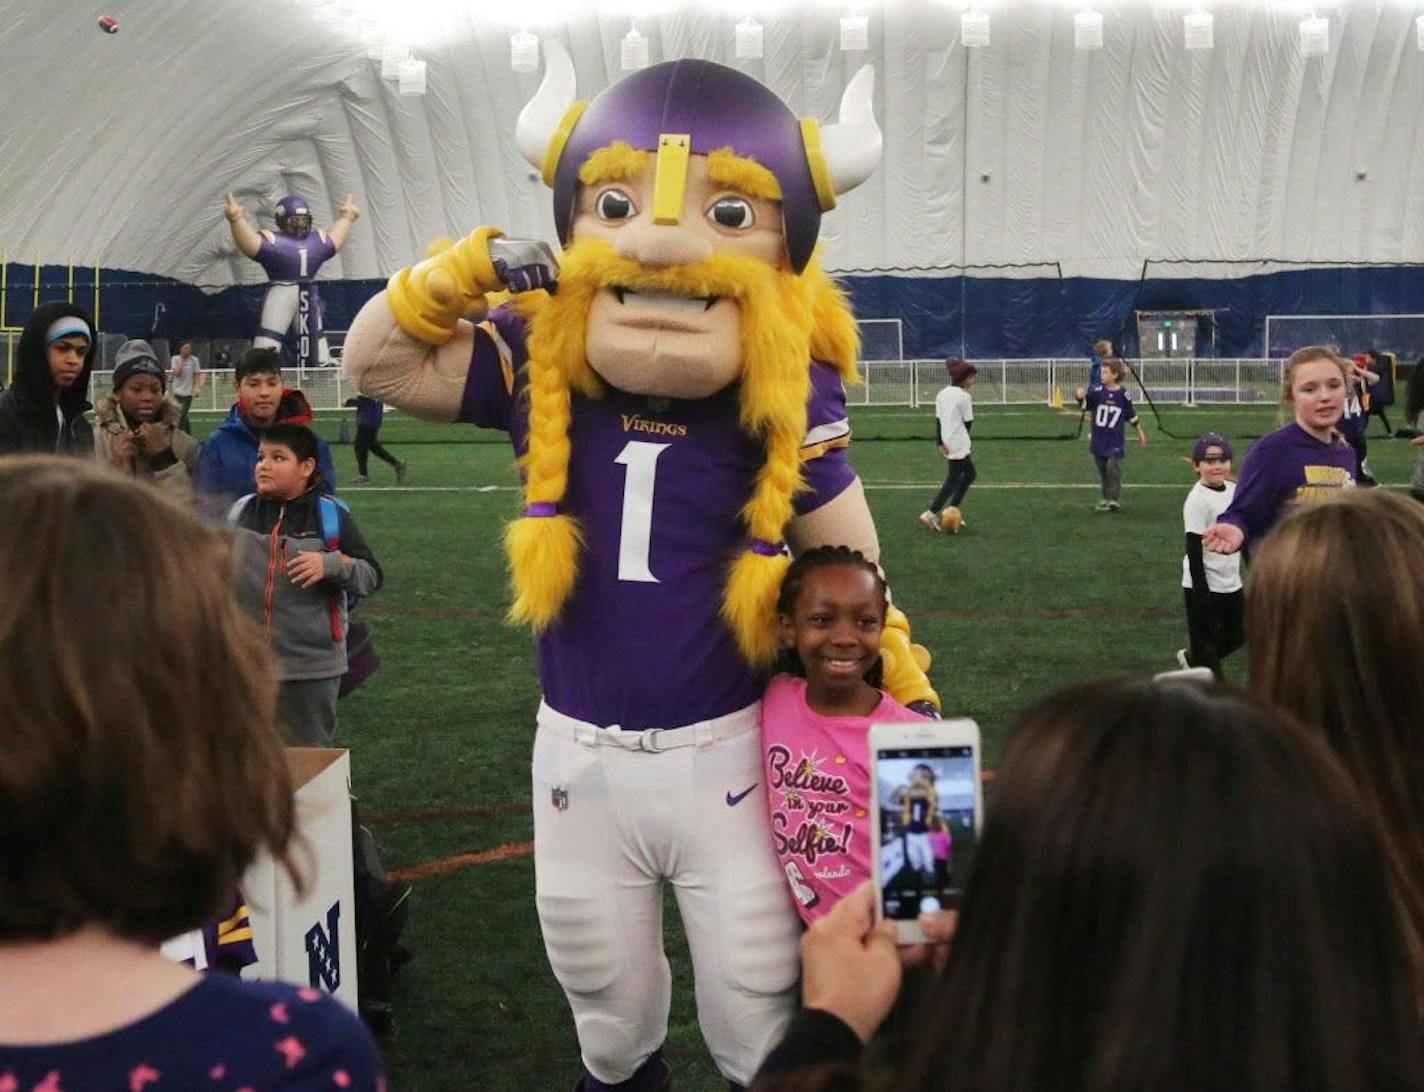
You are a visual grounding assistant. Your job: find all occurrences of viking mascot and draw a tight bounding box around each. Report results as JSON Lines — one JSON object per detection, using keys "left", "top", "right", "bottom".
{"left": 344, "top": 43, "right": 938, "bottom": 1090}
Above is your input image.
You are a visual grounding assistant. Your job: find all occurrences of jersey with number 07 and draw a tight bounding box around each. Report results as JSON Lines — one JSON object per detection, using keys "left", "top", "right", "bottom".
{"left": 457, "top": 304, "right": 858, "bottom": 731}
{"left": 1085, "top": 384, "right": 1138, "bottom": 460}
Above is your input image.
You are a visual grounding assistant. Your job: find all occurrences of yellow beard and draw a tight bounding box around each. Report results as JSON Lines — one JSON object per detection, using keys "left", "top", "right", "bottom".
{"left": 506, "top": 236, "right": 861, "bottom": 665}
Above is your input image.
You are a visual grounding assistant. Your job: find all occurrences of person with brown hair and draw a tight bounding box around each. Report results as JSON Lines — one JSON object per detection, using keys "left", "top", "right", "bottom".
{"left": 753, "top": 677, "right": 1424, "bottom": 1092}
{"left": 0, "top": 457, "right": 383, "bottom": 1089}
{"left": 1203, "top": 345, "right": 1355, "bottom": 555}
{"left": 1247, "top": 488, "right": 1424, "bottom": 996}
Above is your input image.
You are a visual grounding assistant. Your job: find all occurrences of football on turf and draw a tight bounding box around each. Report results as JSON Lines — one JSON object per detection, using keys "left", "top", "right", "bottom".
{"left": 939, "top": 506, "right": 963, "bottom": 534}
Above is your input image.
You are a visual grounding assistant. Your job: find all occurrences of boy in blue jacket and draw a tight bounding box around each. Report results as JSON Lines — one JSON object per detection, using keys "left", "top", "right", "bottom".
{"left": 195, "top": 348, "right": 336, "bottom": 505}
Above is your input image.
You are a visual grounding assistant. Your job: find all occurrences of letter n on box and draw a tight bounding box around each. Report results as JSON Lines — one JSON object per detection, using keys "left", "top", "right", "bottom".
{"left": 242, "top": 749, "right": 359, "bottom": 1012}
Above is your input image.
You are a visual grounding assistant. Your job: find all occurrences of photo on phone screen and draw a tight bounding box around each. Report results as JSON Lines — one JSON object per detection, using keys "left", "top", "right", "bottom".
{"left": 875, "top": 746, "right": 978, "bottom": 921}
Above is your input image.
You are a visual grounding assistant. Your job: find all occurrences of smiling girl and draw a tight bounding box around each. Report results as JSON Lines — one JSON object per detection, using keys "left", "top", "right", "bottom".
{"left": 1203, "top": 346, "right": 1356, "bottom": 555}
{"left": 760, "top": 547, "right": 928, "bottom": 923}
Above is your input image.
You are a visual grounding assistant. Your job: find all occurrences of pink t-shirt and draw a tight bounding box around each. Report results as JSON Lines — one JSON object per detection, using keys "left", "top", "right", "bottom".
{"left": 761, "top": 673, "right": 925, "bottom": 923}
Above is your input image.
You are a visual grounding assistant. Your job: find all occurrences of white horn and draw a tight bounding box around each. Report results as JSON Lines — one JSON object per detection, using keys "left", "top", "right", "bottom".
{"left": 516, "top": 39, "right": 578, "bottom": 173}
{"left": 820, "top": 65, "right": 881, "bottom": 196}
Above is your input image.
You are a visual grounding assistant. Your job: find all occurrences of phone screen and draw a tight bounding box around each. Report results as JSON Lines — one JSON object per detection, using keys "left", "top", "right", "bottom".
{"left": 875, "top": 745, "right": 978, "bottom": 921}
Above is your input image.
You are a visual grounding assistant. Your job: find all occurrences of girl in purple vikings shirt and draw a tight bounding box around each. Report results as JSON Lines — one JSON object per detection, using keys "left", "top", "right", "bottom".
{"left": 761, "top": 547, "right": 925, "bottom": 923}
{"left": 1203, "top": 347, "right": 1356, "bottom": 555}
{"left": 1075, "top": 358, "right": 1147, "bottom": 513}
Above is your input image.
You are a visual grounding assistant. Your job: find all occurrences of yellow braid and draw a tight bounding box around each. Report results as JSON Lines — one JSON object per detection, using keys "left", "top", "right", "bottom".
{"left": 504, "top": 263, "right": 603, "bottom": 628}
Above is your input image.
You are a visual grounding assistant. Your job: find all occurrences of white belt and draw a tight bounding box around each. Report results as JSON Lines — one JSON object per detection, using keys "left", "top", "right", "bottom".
{"left": 538, "top": 700, "right": 759, "bottom": 754}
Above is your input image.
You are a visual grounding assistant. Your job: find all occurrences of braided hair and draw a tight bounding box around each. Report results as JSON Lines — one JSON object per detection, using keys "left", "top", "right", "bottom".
{"left": 775, "top": 545, "right": 888, "bottom": 687}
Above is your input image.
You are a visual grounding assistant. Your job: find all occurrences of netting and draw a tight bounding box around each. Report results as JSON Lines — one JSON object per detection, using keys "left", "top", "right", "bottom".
{"left": 856, "top": 318, "right": 903, "bottom": 362}
{"left": 1263, "top": 314, "right": 1424, "bottom": 362}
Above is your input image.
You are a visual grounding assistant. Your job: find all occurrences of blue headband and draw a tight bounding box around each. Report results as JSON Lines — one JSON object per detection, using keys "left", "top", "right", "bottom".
{"left": 46, "top": 317, "right": 91, "bottom": 346}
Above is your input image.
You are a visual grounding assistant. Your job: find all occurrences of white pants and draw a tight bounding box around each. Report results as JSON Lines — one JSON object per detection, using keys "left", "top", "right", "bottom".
{"left": 905, "top": 831, "right": 934, "bottom": 875}
{"left": 532, "top": 701, "right": 800, "bottom": 1086}
{"left": 255, "top": 282, "right": 331, "bottom": 365}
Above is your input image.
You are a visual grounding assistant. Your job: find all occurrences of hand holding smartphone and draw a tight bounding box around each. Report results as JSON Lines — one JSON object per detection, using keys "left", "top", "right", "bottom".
{"left": 869, "top": 718, "right": 983, "bottom": 944}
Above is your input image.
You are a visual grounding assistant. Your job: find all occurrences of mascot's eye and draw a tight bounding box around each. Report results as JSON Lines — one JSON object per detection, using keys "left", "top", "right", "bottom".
{"left": 708, "top": 197, "right": 755, "bottom": 230}
{"left": 596, "top": 189, "right": 636, "bottom": 222}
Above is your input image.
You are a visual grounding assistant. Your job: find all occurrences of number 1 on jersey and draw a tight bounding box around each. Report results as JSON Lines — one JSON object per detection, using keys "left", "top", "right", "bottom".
{"left": 614, "top": 441, "right": 670, "bottom": 582}
{"left": 298, "top": 246, "right": 309, "bottom": 277}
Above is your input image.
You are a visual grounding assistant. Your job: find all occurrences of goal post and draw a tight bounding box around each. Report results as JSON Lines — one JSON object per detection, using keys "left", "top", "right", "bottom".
{"left": 1264, "top": 314, "right": 1424, "bottom": 361}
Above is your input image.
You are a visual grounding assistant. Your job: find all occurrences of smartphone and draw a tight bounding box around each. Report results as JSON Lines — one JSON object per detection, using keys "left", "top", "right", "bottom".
{"left": 868, "top": 718, "right": 983, "bottom": 944}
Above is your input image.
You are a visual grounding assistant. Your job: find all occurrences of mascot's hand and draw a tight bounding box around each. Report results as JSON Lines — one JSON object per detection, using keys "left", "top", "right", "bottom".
{"left": 386, "top": 227, "right": 508, "bottom": 345}
{"left": 880, "top": 605, "right": 941, "bottom": 713}
{"left": 489, "top": 237, "right": 560, "bottom": 295}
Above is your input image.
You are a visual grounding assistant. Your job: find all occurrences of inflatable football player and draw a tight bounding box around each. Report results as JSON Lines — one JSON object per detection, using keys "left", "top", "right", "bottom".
{"left": 344, "top": 44, "right": 938, "bottom": 1090}
{"left": 225, "top": 192, "right": 359, "bottom": 367}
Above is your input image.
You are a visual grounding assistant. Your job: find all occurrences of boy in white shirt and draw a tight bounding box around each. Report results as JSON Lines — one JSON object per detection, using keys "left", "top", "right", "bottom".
{"left": 919, "top": 359, "right": 977, "bottom": 534}
{"left": 1179, "top": 433, "right": 1244, "bottom": 678}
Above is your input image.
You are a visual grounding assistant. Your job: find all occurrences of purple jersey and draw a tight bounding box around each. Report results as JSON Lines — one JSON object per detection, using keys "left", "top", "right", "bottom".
{"left": 1084, "top": 385, "right": 1138, "bottom": 459}
{"left": 256, "top": 229, "right": 337, "bottom": 283}
{"left": 1339, "top": 380, "right": 1368, "bottom": 440}
{"left": 1217, "top": 422, "right": 1356, "bottom": 549}
{"left": 459, "top": 305, "right": 857, "bottom": 730}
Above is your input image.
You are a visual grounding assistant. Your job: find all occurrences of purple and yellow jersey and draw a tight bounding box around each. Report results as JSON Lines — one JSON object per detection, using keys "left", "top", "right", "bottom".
{"left": 1217, "top": 422, "right": 1356, "bottom": 549}
{"left": 160, "top": 891, "right": 258, "bottom": 974}
{"left": 255, "top": 229, "right": 337, "bottom": 283}
{"left": 459, "top": 304, "right": 857, "bottom": 730}
{"left": 1084, "top": 385, "right": 1138, "bottom": 459}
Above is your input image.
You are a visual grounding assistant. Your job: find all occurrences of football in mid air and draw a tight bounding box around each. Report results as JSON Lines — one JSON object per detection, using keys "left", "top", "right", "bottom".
{"left": 98, "top": 15, "right": 120, "bottom": 33}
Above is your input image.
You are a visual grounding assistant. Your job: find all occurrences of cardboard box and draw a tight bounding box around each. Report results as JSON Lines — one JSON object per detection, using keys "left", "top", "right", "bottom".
{"left": 242, "top": 748, "right": 359, "bottom": 1012}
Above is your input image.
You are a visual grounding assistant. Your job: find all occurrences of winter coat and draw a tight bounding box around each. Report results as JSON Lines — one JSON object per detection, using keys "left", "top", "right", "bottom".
{"left": 230, "top": 488, "right": 381, "bottom": 681}
{"left": 0, "top": 300, "right": 95, "bottom": 455}
{"left": 94, "top": 391, "right": 201, "bottom": 501}
{"left": 194, "top": 388, "right": 337, "bottom": 504}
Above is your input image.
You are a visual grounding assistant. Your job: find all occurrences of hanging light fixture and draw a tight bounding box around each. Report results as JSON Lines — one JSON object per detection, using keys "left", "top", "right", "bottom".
{"left": 621, "top": 26, "right": 649, "bottom": 71}
{"left": 1299, "top": 14, "right": 1329, "bottom": 57}
{"left": 1183, "top": 10, "right": 1213, "bottom": 50}
{"left": 840, "top": 12, "right": 869, "bottom": 51}
{"left": 511, "top": 31, "right": 540, "bottom": 72}
{"left": 363, "top": 19, "right": 383, "bottom": 60}
{"left": 398, "top": 58, "right": 427, "bottom": 96}
{"left": 1074, "top": 9, "right": 1104, "bottom": 50}
{"left": 961, "top": 9, "right": 990, "bottom": 48}
{"left": 381, "top": 37, "right": 410, "bottom": 80}
{"left": 735, "top": 17, "right": 764, "bottom": 59}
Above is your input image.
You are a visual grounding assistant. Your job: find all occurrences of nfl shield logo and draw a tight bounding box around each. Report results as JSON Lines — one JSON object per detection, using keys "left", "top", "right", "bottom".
{"left": 551, "top": 786, "right": 569, "bottom": 812}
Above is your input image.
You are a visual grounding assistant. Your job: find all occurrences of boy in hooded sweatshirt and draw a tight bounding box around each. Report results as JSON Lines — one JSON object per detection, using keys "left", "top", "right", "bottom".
{"left": 94, "top": 340, "right": 200, "bottom": 500}
{"left": 194, "top": 347, "right": 336, "bottom": 504}
{"left": 0, "top": 302, "right": 96, "bottom": 455}
{"left": 229, "top": 422, "right": 380, "bottom": 745}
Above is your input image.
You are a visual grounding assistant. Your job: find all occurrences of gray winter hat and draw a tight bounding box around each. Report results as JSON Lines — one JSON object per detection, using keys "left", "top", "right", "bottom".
{"left": 112, "top": 340, "right": 166, "bottom": 392}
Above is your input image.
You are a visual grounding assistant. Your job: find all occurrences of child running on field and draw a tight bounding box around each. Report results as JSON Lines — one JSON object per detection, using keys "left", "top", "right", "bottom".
{"left": 760, "top": 546, "right": 928, "bottom": 923}
{"left": 919, "top": 359, "right": 977, "bottom": 534}
{"left": 1203, "top": 346, "right": 1356, "bottom": 556}
{"left": 1076, "top": 357, "right": 1146, "bottom": 512}
{"left": 1178, "top": 433, "right": 1243, "bottom": 679}
{"left": 229, "top": 422, "right": 381, "bottom": 746}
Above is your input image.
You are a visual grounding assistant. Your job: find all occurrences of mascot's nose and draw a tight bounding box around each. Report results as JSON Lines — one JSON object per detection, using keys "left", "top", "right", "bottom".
{"left": 615, "top": 224, "right": 714, "bottom": 269}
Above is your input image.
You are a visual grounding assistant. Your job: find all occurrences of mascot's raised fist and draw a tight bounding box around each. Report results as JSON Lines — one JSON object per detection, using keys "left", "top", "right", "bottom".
{"left": 387, "top": 227, "right": 510, "bottom": 345}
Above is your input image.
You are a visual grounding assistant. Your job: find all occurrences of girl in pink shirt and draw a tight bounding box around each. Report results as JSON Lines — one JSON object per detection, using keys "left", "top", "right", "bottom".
{"left": 761, "top": 546, "right": 926, "bottom": 923}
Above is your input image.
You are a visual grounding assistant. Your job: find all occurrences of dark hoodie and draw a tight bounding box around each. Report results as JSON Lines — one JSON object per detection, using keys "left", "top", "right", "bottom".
{"left": 0, "top": 301, "right": 96, "bottom": 455}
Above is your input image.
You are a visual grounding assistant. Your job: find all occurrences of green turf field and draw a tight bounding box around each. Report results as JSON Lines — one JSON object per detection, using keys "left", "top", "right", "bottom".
{"left": 194, "top": 402, "right": 1417, "bottom": 1090}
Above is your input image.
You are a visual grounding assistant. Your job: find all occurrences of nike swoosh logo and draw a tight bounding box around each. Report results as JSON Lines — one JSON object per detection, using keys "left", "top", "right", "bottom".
{"left": 726, "top": 784, "right": 758, "bottom": 807}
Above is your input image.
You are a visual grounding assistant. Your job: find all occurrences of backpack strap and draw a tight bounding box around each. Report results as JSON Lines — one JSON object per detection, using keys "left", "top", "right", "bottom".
{"left": 227, "top": 494, "right": 257, "bottom": 526}
{"left": 317, "top": 494, "right": 350, "bottom": 644}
